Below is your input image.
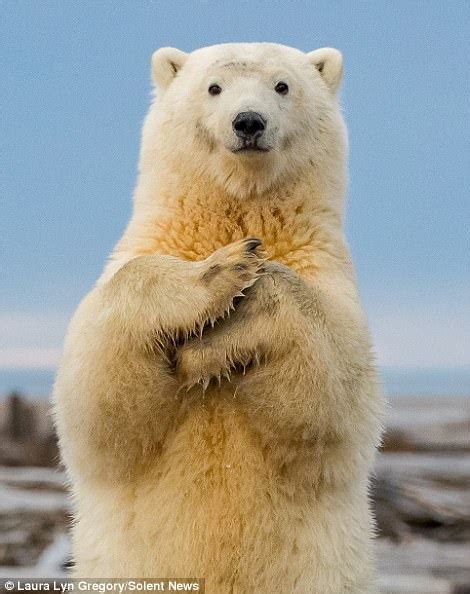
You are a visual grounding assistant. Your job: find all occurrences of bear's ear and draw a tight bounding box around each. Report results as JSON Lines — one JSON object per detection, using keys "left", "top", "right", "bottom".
{"left": 151, "top": 47, "right": 188, "bottom": 88}
{"left": 307, "top": 47, "right": 343, "bottom": 93}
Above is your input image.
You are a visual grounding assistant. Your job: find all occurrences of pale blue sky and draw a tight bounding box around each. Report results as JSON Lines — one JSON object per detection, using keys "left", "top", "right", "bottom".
{"left": 1, "top": 1, "right": 469, "bottom": 389}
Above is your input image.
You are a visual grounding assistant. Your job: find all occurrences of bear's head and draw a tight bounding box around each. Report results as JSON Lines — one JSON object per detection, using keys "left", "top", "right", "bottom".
{"left": 142, "top": 43, "right": 346, "bottom": 198}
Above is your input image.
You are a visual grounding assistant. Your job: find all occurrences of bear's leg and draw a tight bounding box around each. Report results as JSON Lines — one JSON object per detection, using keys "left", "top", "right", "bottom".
{"left": 54, "top": 238, "right": 263, "bottom": 481}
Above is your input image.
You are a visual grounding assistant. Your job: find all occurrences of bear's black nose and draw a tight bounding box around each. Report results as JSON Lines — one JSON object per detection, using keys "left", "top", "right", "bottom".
{"left": 233, "top": 111, "right": 266, "bottom": 139}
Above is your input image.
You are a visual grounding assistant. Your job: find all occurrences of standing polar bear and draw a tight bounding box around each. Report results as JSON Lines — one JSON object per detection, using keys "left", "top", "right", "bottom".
{"left": 54, "top": 43, "right": 384, "bottom": 593}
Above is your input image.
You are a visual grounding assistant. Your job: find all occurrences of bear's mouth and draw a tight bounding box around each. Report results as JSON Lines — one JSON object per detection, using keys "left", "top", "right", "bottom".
{"left": 232, "top": 142, "right": 270, "bottom": 154}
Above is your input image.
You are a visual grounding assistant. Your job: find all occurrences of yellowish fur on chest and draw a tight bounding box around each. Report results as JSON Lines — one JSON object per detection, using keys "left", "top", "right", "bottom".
{"left": 118, "top": 182, "right": 339, "bottom": 275}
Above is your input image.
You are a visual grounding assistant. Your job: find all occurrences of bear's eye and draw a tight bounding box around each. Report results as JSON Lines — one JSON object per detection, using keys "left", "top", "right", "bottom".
{"left": 208, "top": 84, "right": 222, "bottom": 96}
{"left": 275, "top": 81, "right": 289, "bottom": 95}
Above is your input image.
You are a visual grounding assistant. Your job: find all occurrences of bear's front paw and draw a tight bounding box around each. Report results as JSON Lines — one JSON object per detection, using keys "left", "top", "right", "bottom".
{"left": 176, "top": 340, "right": 230, "bottom": 391}
{"left": 200, "top": 238, "right": 265, "bottom": 318}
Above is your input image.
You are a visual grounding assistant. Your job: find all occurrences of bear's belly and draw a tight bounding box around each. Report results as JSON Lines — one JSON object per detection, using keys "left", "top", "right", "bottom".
{"left": 74, "top": 396, "right": 296, "bottom": 579}
{"left": 72, "top": 396, "right": 373, "bottom": 593}
{"left": 132, "top": 397, "right": 286, "bottom": 582}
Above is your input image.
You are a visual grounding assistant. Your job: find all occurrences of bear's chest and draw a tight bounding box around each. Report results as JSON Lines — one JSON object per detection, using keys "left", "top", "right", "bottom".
{"left": 136, "top": 199, "right": 317, "bottom": 274}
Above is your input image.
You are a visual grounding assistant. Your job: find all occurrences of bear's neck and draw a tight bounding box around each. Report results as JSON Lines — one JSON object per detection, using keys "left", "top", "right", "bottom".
{"left": 111, "top": 169, "right": 347, "bottom": 277}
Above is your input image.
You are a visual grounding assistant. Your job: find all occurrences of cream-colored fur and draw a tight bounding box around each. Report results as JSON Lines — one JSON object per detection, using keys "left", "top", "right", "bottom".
{"left": 54, "top": 43, "right": 384, "bottom": 593}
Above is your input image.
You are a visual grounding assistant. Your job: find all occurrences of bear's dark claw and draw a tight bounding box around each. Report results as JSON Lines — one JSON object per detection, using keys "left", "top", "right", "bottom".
{"left": 244, "top": 238, "right": 262, "bottom": 253}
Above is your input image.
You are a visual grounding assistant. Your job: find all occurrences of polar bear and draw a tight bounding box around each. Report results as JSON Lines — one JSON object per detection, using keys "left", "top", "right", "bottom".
{"left": 54, "top": 43, "right": 384, "bottom": 593}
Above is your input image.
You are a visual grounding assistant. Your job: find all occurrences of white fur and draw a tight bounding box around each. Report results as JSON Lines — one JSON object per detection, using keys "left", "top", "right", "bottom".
{"left": 54, "top": 43, "right": 384, "bottom": 593}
